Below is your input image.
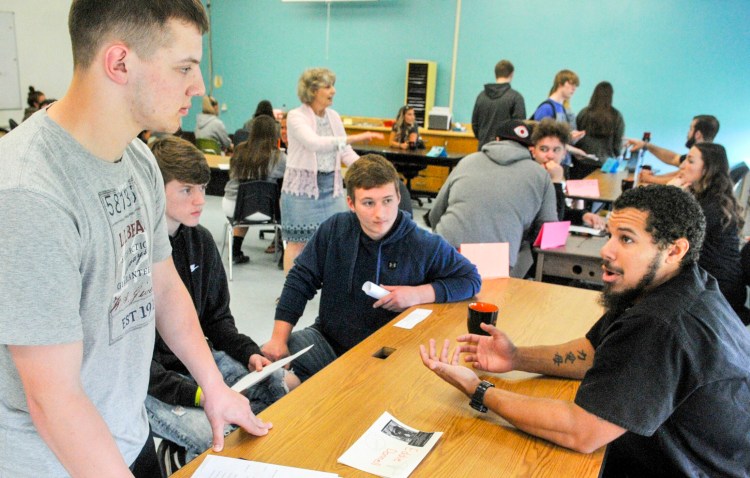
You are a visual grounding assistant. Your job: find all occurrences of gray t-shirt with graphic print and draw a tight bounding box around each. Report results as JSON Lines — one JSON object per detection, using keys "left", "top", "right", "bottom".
{"left": 0, "top": 110, "right": 171, "bottom": 477}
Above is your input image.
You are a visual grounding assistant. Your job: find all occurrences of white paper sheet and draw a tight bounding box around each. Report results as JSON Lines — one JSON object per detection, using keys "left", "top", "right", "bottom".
{"left": 393, "top": 309, "right": 431, "bottom": 329}
{"left": 338, "top": 412, "right": 442, "bottom": 478}
{"left": 230, "top": 345, "right": 313, "bottom": 393}
{"left": 569, "top": 225, "right": 606, "bottom": 236}
{"left": 192, "top": 455, "right": 340, "bottom": 478}
{"left": 218, "top": 163, "right": 230, "bottom": 171}
{"left": 362, "top": 281, "right": 389, "bottom": 299}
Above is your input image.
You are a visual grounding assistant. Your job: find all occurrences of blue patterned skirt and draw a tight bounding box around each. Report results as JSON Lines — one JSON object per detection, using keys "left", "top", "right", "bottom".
{"left": 281, "top": 172, "right": 347, "bottom": 243}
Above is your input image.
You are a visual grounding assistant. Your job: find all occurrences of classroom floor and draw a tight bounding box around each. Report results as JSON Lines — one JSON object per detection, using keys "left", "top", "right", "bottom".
{"left": 198, "top": 195, "right": 433, "bottom": 344}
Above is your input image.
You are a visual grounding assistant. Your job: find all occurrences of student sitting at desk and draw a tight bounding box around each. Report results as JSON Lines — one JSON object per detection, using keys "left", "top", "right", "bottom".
{"left": 667, "top": 142, "right": 748, "bottom": 325}
{"left": 389, "top": 105, "right": 420, "bottom": 150}
{"left": 196, "top": 95, "right": 232, "bottom": 153}
{"left": 262, "top": 154, "right": 481, "bottom": 382}
{"left": 422, "top": 185, "right": 750, "bottom": 477}
{"left": 530, "top": 118, "right": 606, "bottom": 230}
{"left": 223, "top": 115, "right": 287, "bottom": 264}
{"left": 429, "top": 120, "right": 558, "bottom": 276}
{"left": 148, "top": 137, "right": 297, "bottom": 461}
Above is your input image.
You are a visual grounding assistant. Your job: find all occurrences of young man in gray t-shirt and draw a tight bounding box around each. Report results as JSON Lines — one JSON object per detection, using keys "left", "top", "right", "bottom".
{"left": 0, "top": 2, "right": 271, "bottom": 477}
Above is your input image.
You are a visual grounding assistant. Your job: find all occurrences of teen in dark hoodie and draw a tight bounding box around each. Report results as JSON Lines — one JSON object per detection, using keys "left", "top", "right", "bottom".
{"left": 262, "top": 154, "right": 481, "bottom": 382}
{"left": 471, "top": 59, "right": 526, "bottom": 150}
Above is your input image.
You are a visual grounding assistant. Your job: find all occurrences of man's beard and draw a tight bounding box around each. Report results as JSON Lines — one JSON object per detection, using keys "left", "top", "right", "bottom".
{"left": 685, "top": 133, "right": 696, "bottom": 149}
{"left": 599, "top": 252, "right": 662, "bottom": 314}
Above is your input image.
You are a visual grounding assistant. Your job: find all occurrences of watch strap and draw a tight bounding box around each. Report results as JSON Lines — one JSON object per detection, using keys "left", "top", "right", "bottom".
{"left": 469, "top": 380, "right": 495, "bottom": 413}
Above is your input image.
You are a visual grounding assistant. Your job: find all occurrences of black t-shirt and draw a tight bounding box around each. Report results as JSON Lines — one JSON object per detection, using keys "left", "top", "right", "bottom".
{"left": 575, "top": 264, "right": 750, "bottom": 477}
{"left": 696, "top": 195, "right": 743, "bottom": 297}
{"left": 392, "top": 123, "right": 419, "bottom": 144}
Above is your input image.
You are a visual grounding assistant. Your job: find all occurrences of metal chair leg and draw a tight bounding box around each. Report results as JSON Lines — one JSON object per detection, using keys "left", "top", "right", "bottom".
{"left": 228, "top": 223, "right": 234, "bottom": 281}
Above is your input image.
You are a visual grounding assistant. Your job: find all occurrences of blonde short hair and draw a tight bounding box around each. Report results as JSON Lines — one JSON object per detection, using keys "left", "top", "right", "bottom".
{"left": 202, "top": 96, "right": 218, "bottom": 115}
{"left": 297, "top": 68, "right": 336, "bottom": 104}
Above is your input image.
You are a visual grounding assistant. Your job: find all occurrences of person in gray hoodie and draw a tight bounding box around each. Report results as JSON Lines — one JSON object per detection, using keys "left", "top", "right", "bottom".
{"left": 429, "top": 120, "right": 558, "bottom": 276}
{"left": 195, "top": 95, "right": 232, "bottom": 152}
{"left": 471, "top": 60, "right": 526, "bottom": 150}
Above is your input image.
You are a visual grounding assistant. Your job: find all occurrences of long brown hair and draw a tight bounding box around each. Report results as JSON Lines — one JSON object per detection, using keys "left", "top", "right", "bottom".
{"left": 691, "top": 143, "right": 744, "bottom": 231}
{"left": 393, "top": 105, "right": 415, "bottom": 141}
{"left": 230, "top": 115, "right": 280, "bottom": 181}
{"left": 584, "top": 81, "right": 617, "bottom": 137}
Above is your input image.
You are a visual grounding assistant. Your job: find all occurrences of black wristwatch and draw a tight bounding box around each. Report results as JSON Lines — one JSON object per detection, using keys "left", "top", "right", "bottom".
{"left": 469, "top": 380, "right": 495, "bottom": 413}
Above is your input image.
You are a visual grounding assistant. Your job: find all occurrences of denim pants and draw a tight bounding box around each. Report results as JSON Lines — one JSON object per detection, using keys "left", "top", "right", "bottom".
{"left": 288, "top": 326, "right": 339, "bottom": 382}
{"left": 145, "top": 349, "right": 287, "bottom": 458}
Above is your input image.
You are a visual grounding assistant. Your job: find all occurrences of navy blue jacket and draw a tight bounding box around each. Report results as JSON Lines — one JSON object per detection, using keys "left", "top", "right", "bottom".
{"left": 275, "top": 211, "right": 481, "bottom": 355}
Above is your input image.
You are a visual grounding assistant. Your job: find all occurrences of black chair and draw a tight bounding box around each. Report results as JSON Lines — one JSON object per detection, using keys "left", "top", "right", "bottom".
{"left": 176, "top": 129, "right": 196, "bottom": 145}
{"left": 8, "top": 118, "right": 18, "bottom": 130}
{"left": 233, "top": 127, "right": 249, "bottom": 145}
{"left": 223, "top": 180, "right": 281, "bottom": 280}
{"left": 397, "top": 179, "right": 413, "bottom": 217}
{"left": 730, "top": 162, "right": 749, "bottom": 185}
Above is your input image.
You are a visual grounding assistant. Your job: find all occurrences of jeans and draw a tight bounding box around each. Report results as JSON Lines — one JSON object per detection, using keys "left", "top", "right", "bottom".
{"left": 288, "top": 326, "right": 338, "bottom": 382}
{"left": 145, "top": 349, "right": 287, "bottom": 458}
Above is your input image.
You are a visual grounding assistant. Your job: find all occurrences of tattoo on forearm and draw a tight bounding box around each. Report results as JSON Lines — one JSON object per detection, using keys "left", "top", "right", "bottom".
{"left": 552, "top": 350, "right": 588, "bottom": 366}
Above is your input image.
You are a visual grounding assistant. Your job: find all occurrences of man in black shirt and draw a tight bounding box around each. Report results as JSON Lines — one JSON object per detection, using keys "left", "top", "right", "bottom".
{"left": 421, "top": 185, "right": 750, "bottom": 477}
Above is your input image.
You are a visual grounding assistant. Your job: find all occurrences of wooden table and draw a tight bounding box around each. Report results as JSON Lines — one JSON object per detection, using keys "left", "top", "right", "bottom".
{"left": 172, "top": 279, "right": 605, "bottom": 477}
{"left": 535, "top": 234, "right": 608, "bottom": 285}
{"left": 567, "top": 170, "right": 632, "bottom": 204}
{"left": 204, "top": 153, "right": 230, "bottom": 197}
{"left": 204, "top": 153, "right": 229, "bottom": 170}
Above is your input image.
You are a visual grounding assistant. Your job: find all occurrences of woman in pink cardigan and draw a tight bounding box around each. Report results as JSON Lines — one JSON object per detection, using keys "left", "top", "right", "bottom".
{"left": 281, "top": 68, "right": 382, "bottom": 272}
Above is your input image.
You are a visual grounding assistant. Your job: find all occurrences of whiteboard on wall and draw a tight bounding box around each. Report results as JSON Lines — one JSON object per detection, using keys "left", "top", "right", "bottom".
{"left": 0, "top": 12, "right": 22, "bottom": 110}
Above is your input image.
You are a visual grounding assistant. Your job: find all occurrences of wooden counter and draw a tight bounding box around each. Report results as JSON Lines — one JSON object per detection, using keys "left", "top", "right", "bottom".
{"left": 344, "top": 118, "right": 478, "bottom": 195}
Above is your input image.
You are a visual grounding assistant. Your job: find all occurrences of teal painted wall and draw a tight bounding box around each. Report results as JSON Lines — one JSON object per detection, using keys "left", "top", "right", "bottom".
{"left": 187, "top": 0, "right": 750, "bottom": 166}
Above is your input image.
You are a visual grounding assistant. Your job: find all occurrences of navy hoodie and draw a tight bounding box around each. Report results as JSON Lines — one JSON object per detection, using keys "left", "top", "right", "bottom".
{"left": 276, "top": 211, "right": 481, "bottom": 355}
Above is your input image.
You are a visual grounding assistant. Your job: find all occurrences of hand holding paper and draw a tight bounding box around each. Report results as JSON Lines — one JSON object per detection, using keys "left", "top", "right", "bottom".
{"left": 363, "top": 281, "right": 389, "bottom": 299}
{"left": 373, "top": 284, "right": 436, "bottom": 312}
{"left": 231, "top": 345, "right": 313, "bottom": 394}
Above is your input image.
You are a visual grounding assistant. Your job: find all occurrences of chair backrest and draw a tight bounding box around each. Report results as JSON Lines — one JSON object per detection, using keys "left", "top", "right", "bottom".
{"left": 195, "top": 137, "right": 221, "bottom": 154}
{"left": 177, "top": 130, "right": 196, "bottom": 145}
{"left": 397, "top": 180, "right": 413, "bottom": 216}
{"left": 233, "top": 180, "right": 280, "bottom": 223}
{"left": 730, "top": 162, "right": 749, "bottom": 185}
{"left": 233, "top": 128, "right": 249, "bottom": 145}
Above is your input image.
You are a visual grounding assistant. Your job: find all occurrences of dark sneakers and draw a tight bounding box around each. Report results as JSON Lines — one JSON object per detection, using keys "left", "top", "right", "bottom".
{"left": 232, "top": 252, "right": 250, "bottom": 264}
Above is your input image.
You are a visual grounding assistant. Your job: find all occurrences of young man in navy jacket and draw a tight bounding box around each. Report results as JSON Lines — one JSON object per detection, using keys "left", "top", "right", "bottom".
{"left": 148, "top": 137, "right": 297, "bottom": 460}
{"left": 262, "top": 154, "right": 481, "bottom": 382}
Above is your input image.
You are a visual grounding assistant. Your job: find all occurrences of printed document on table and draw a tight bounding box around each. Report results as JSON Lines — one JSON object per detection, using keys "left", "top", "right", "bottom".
{"left": 191, "top": 455, "right": 340, "bottom": 478}
{"left": 338, "top": 411, "right": 442, "bottom": 478}
{"left": 230, "top": 345, "right": 313, "bottom": 393}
